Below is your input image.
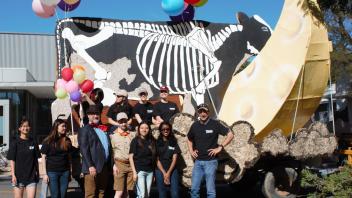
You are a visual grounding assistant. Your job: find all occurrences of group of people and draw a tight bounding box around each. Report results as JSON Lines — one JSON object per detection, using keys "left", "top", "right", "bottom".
{"left": 105, "top": 86, "right": 179, "bottom": 129}
{"left": 7, "top": 85, "right": 234, "bottom": 198}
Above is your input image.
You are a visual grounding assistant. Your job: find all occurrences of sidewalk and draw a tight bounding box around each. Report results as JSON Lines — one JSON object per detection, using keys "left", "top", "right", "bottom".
{"left": 0, "top": 176, "right": 265, "bottom": 197}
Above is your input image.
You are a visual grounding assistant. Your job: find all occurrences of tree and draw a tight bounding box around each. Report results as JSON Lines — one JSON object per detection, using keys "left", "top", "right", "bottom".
{"left": 301, "top": 165, "right": 352, "bottom": 197}
{"left": 302, "top": 0, "right": 352, "bottom": 81}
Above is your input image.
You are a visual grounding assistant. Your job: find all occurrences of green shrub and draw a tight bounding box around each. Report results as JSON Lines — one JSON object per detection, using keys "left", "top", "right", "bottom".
{"left": 301, "top": 165, "right": 352, "bottom": 198}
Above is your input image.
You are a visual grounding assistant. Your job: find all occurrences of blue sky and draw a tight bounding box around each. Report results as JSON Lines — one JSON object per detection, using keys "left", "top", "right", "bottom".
{"left": 0, "top": 0, "right": 284, "bottom": 35}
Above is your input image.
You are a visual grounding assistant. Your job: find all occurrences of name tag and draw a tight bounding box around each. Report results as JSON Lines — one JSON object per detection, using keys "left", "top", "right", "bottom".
{"left": 169, "top": 108, "right": 175, "bottom": 110}
{"left": 205, "top": 130, "right": 213, "bottom": 134}
{"left": 147, "top": 110, "right": 153, "bottom": 113}
{"left": 29, "top": 146, "right": 34, "bottom": 150}
{"left": 168, "top": 146, "right": 175, "bottom": 150}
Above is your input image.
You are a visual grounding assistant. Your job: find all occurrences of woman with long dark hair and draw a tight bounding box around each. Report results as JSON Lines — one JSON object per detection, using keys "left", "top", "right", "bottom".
{"left": 7, "top": 118, "right": 40, "bottom": 198}
{"left": 129, "top": 122, "right": 156, "bottom": 198}
{"left": 41, "top": 119, "right": 72, "bottom": 198}
{"left": 155, "top": 122, "right": 181, "bottom": 198}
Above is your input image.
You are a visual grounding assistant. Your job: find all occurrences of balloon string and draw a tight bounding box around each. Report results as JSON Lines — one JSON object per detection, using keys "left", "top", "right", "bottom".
{"left": 54, "top": 7, "right": 60, "bottom": 22}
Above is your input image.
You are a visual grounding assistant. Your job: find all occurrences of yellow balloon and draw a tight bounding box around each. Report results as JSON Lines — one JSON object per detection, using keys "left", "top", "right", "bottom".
{"left": 73, "top": 69, "right": 86, "bottom": 84}
{"left": 64, "top": 0, "right": 79, "bottom": 5}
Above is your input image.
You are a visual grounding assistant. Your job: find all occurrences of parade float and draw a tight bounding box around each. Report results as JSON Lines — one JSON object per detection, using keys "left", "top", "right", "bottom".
{"left": 48, "top": 0, "right": 337, "bottom": 196}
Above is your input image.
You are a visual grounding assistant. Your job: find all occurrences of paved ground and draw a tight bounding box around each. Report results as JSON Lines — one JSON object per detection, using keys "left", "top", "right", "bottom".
{"left": 0, "top": 177, "right": 264, "bottom": 198}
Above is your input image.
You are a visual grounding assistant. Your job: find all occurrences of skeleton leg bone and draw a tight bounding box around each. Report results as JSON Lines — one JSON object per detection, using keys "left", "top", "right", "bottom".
{"left": 187, "top": 27, "right": 222, "bottom": 71}
{"left": 62, "top": 27, "right": 114, "bottom": 81}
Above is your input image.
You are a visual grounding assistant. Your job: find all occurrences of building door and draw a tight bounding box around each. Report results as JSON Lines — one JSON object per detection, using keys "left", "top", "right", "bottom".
{"left": 0, "top": 100, "right": 9, "bottom": 149}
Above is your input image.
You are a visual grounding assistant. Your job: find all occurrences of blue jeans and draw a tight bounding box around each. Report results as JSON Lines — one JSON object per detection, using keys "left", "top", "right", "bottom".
{"left": 136, "top": 170, "right": 153, "bottom": 198}
{"left": 155, "top": 169, "right": 179, "bottom": 198}
{"left": 47, "top": 170, "right": 70, "bottom": 198}
{"left": 190, "top": 160, "right": 218, "bottom": 198}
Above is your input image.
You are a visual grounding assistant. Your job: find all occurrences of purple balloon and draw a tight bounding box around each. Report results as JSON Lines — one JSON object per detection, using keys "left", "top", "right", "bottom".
{"left": 58, "top": 0, "right": 80, "bottom": 12}
{"left": 170, "top": 5, "right": 195, "bottom": 22}
{"left": 70, "top": 90, "right": 81, "bottom": 102}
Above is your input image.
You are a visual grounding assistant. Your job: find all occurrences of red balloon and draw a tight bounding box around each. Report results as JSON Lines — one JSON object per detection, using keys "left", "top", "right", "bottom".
{"left": 61, "top": 68, "right": 73, "bottom": 81}
{"left": 184, "top": 0, "right": 200, "bottom": 5}
{"left": 80, "top": 80, "right": 94, "bottom": 93}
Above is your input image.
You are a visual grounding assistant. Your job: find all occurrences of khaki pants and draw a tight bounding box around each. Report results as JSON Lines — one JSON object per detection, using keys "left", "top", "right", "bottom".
{"left": 84, "top": 164, "right": 109, "bottom": 198}
{"left": 114, "top": 161, "right": 135, "bottom": 191}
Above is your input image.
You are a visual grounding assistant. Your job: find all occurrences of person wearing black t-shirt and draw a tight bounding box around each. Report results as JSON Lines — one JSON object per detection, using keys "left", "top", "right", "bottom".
{"left": 133, "top": 87, "right": 154, "bottom": 125}
{"left": 187, "top": 104, "right": 234, "bottom": 198}
{"left": 156, "top": 122, "right": 181, "bottom": 198}
{"left": 7, "top": 118, "right": 40, "bottom": 198}
{"left": 41, "top": 119, "right": 72, "bottom": 198}
{"left": 153, "top": 86, "right": 179, "bottom": 126}
{"left": 107, "top": 89, "right": 133, "bottom": 127}
{"left": 129, "top": 122, "right": 156, "bottom": 198}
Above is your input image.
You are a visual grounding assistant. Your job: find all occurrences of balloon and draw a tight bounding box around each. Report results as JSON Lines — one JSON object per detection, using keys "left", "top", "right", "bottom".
{"left": 63, "top": 0, "right": 79, "bottom": 5}
{"left": 32, "top": 0, "right": 56, "bottom": 18}
{"left": 55, "top": 88, "right": 67, "bottom": 99}
{"left": 40, "top": 0, "right": 60, "bottom": 6}
{"left": 73, "top": 69, "right": 86, "bottom": 84}
{"left": 170, "top": 4, "right": 195, "bottom": 22}
{"left": 71, "top": 65, "right": 86, "bottom": 72}
{"left": 55, "top": 79, "right": 67, "bottom": 90}
{"left": 194, "top": 0, "right": 207, "bottom": 7}
{"left": 61, "top": 67, "right": 73, "bottom": 81}
{"left": 70, "top": 90, "right": 81, "bottom": 102}
{"left": 58, "top": 0, "right": 80, "bottom": 12}
{"left": 80, "top": 80, "right": 94, "bottom": 93}
{"left": 184, "top": 0, "right": 200, "bottom": 5}
{"left": 65, "top": 80, "right": 79, "bottom": 93}
{"left": 162, "top": 0, "right": 185, "bottom": 16}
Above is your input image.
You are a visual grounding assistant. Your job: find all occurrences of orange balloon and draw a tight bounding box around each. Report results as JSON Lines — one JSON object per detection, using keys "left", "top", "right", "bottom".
{"left": 71, "top": 65, "right": 86, "bottom": 72}
{"left": 63, "top": 0, "right": 79, "bottom": 5}
{"left": 194, "top": 0, "right": 208, "bottom": 7}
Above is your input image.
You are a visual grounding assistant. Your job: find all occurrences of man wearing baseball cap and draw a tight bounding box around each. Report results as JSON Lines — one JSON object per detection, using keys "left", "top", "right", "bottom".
{"left": 153, "top": 86, "right": 179, "bottom": 126}
{"left": 107, "top": 89, "right": 133, "bottom": 127}
{"left": 110, "top": 112, "right": 135, "bottom": 198}
{"left": 187, "top": 103, "right": 234, "bottom": 198}
{"left": 133, "top": 87, "right": 154, "bottom": 125}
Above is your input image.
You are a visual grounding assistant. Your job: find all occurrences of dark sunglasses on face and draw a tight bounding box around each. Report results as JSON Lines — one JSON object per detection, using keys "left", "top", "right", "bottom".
{"left": 118, "top": 119, "right": 128, "bottom": 124}
{"left": 160, "top": 90, "right": 168, "bottom": 93}
{"left": 139, "top": 92, "right": 147, "bottom": 96}
{"left": 87, "top": 113, "right": 100, "bottom": 116}
{"left": 198, "top": 109, "right": 208, "bottom": 114}
{"left": 161, "top": 128, "right": 170, "bottom": 132}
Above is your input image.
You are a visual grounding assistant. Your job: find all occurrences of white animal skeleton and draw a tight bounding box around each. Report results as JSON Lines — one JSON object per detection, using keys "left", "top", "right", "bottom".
{"left": 58, "top": 18, "right": 261, "bottom": 105}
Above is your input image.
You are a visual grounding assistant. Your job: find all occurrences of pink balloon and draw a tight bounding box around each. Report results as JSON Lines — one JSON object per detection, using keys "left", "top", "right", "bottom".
{"left": 56, "top": 79, "right": 67, "bottom": 90}
{"left": 32, "top": 0, "right": 56, "bottom": 18}
{"left": 65, "top": 80, "right": 79, "bottom": 93}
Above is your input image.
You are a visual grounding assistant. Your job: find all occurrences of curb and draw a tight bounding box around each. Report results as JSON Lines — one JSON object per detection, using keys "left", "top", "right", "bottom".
{"left": 0, "top": 175, "right": 11, "bottom": 180}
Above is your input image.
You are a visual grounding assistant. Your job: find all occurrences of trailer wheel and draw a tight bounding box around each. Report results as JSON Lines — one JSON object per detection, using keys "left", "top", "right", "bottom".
{"left": 262, "top": 167, "right": 298, "bottom": 198}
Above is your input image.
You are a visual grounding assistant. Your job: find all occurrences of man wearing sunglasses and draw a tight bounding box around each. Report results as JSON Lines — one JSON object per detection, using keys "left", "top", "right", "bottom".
{"left": 107, "top": 89, "right": 133, "bottom": 128}
{"left": 187, "top": 103, "right": 234, "bottom": 198}
{"left": 153, "top": 86, "right": 179, "bottom": 126}
{"left": 133, "top": 87, "right": 154, "bottom": 125}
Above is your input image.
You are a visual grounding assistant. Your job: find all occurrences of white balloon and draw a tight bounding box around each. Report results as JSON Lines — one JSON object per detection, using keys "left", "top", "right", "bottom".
{"left": 40, "top": 0, "right": 60, "bottom": 6}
